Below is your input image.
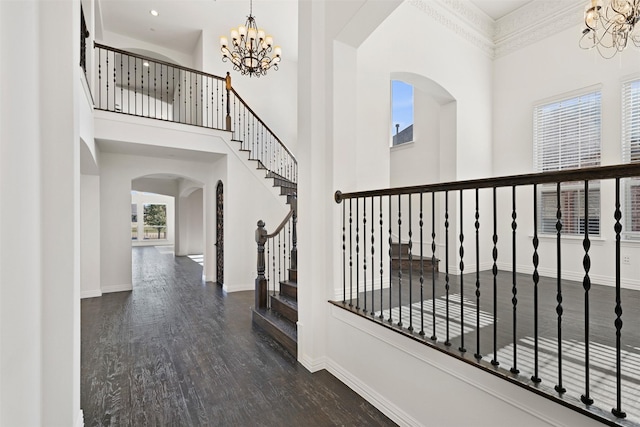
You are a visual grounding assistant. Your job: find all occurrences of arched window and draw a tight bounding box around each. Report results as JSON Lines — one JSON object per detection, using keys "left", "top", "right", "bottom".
{"left": 391, "top": 80, "right": 414, "bottom": 146}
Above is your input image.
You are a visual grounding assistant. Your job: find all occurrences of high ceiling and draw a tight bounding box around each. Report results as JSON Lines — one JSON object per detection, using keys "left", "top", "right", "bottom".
{"left": 97, "top": 0, "right": 536, "bottom": 61}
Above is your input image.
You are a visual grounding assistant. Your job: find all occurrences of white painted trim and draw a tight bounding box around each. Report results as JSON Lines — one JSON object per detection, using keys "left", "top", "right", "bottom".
{"left": 81, "top": 290, "right": 102, "bottom": 299}
{"left": 222, "top": 283, "right": 254, "bottom": 293}
{"left": 298, "top": 353, "right": 327, "bottom": 373}
{"left": 333, "top": 277, "right": 391, "bottom": 301}
{"left": 75, "top": 409, "right": 84, "bottom": 427}
{"left": 325, "top": 357, "right": 423, "bottom": 427}
{"left": 329, "top": 305, "right": 578, "bottom": 427}
{"left": 101, "top": 283, "right": 133, "bottom": 294}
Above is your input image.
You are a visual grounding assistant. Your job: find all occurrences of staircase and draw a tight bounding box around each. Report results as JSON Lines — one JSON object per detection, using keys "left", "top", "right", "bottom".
{"left": 251, "top": 194, "right": 298, "bottom": 358}
{"left": 252, "top": 266, "right": 298, "bottom": 357}
{"left": 390, "top": 242, "right": 439, "bottom": 272}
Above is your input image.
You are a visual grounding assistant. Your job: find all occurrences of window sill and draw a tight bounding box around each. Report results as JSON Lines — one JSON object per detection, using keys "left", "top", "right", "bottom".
{"left": 390, "top": 140, "right": 415, "bottom": 151}
{"left": 530, "top": 233, "right": 605, "bottom": 243}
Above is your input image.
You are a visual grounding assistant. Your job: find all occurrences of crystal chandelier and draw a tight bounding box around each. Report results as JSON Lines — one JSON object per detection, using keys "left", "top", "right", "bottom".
{"left": 219, "top": 0, "right": 281, "bottom": 77}
{"left": 579, "top": 0, "right": 640, "bottom": 58}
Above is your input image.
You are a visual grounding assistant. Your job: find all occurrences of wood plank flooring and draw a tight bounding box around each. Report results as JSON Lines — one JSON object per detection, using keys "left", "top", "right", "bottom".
{"left": 81, "top": 246, "right": 395, "bottom": 426}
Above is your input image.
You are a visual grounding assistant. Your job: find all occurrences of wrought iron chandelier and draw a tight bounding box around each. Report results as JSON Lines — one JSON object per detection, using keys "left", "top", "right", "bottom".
{"left": 220, "top": 0, "right": 281, "bottom": 77}
{"left": 579, "top": 0, "right": 640, "bottom": 58}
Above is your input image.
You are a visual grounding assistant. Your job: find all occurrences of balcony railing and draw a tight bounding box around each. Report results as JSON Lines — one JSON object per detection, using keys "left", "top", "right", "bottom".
{"left": 334, "top": 163, "right": 640, "bottom": 426}
{"left": 94, "top": 43, "right": 297, "bottom": 184}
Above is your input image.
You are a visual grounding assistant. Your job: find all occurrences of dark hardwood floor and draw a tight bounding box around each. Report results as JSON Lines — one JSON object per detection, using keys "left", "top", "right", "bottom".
{"left": 81, "top": 246, "right": 395, "bottom": 427}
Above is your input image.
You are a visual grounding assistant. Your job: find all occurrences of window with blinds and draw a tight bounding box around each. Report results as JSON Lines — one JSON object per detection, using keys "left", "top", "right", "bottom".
{"left": 622, "top": 78, "right": 640, "bottom": 238}
{"left": 534, "top": 89, "right": 602, "bottom": 236}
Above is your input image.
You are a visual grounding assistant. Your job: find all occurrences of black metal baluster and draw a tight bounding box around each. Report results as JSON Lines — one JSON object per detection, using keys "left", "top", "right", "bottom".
{"left": 511, "top": 186, "right": 519, "bottom": 374}
{"left": 459, "top": 190, "right": 465, "bottom": 352}
{"left": 491, "top": 187, "right": 499, "bottom": 367}
{"left": 581, "top": 180, "right": 593, "bottom": 405}
{"left": 612, "top": 178, "right": 626, "bottom": 418}
{"left": 112, "top": 52, "right": 115, "bottom": 111}
{"left": 147, "top": 60, "right": 150, "bottom": 117}
{"left": 106, "top": 52, "right": 109, "bottom": 110}
{"left": 160, "top": 64, "right": 164, "bottom": 119}
{"left": 278, "top": 233, "right": 281, "bottom": 285}
{"left": 363, "top": 198, "right": 367, "bottom": 314}
{"left": 184, "top": 72, "right": 187, "bottom": 123}
{"left": 555, "top": 182, "right": 566, "bottom": 394}
{"left": 371, "top": 197, "right": 375, "bottom": 317}
{"left": 389, "top": 195, "right": 393, "bottom": 323}
{"left": 342, "top": 202, "right": 346, "bottom": 304}
{"left": 266, "top": 238, "right": 270, "bottom": 301}
{"left": 431, "top": 192, "right": 437, "bottom": 341}
{"left": 127, "top": 56, "right": 130, "bottom": 113}
{"left": 398, "top": 194, "right": 403, "bottom": 328}
{"left": 140, "top": 58, "right": 144, "bottom": 116}
{"left": 408, "top": 195, "right": 413, "bottom": 332}
{"left": 98, "top": 48, "right": 101, "bottom": 108}
{"left": 154, "top": 62, "right": 157, "bottom": 117}
{"left": 474, "top": 188, "right": 481, "bottom": 360}
{"left": 531, "top": 184, "right": 541, "bottom": 383}
{"left": 380, "top": 196, "right": 384, "bottom": 320}
{"left": 134, "top": 57, "right": 138, "bottom": 115}
{"left": 176, "top": 70, "right": 180, "bottom": 122}
{"left": 120, "top": 53, "right": 123, "bottom": 113}
{"left": 356, "top": 199, "right": 360, "bottom": 310}
{"left": 272, "top": 238, "right": 276, "bottom": 297}
{"left": 349, "top": 199, "right": 353, "bottom": 308}
{"left": 420, "top": 193, "right": 425, "bottom": 336}
{"left": 171, "top": 68, "right": 174, "bottom": 121}
{"left": 216, "top": 80, "right": 220, "bottom": 128}
{"left": 445, "top": 191, "right": 450, "bottom": 346}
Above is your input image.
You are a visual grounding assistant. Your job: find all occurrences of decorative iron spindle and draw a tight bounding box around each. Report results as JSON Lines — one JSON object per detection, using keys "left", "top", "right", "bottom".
{"left": 612, "top": 178, "right": 626, "bottom": 418}
{"left": 356, "top": 199, "right": 361, "bottom": 310}
{"left": 397, "top": 194, "right": 403, "bottom": 327}
{"left": 459, "top": 190, "right": 465, "bottom": 352}
{"left": 342, "top": 202, "right": 346, "bottom": 304}
{"left": 511, "top": 186, "right": 519, "bottom": 374}
{"left": 491, "top": 187, "right": 499, "bottom": 366}
{"left": 581, "top": 180, "right": 593, "bottom": 406}
{"left": 363, "top": 198, "right": 368, "bottom": 313}
{"left": 444, "top": 191, "right": 450, "bottom": 346}
{"left": 349, "top": 199, "right": 353, "bottom": 307}
{"left": 431, "top": 192, "right": 437, "bottom": 341}
{"left": 531, "top": 184, "right": 541, "bottom": 383}
{"left": 474, "top": 188, "right": 481, "bottom": 360}
{"left": 388, "top": 195, "right": 393, "bottom": 323}
{"left": 555, "top": 182, "right": 566, "bottom": 394}
{"left": 408, "top": 195, "right": 413, "bottom": 332}
{"left": 371, "top": 197, "right": 375, "bottom": 317}
{"left": 420, "top": 193, "right": 425, "bottom": 336}
{"left": 380, "top": 196, "right": 384, "bottom": 320}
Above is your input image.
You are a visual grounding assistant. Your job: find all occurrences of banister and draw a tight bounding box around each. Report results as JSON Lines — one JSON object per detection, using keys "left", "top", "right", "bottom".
{"left": 335, "top": 163, "right": 640, "bottom": 202}
{"left": 230, "top": 88, "right": 296, "bottom": 162}
{"left": 265, "top": 208, "right": 294, "bottom": 239}
{"left": 94, "top": 42, "right": 226, "bottom": 82}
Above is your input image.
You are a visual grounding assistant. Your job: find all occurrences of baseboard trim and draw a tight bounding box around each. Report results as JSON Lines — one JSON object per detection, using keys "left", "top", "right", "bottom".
{"left": 325, "top": 357, "right": 422, "bottom": 427}
{"left": 222, "top": 283, "right": 254, "bottom": 293}
{"left": 81, "top": 289, "right": 102, "bottom": 299}
{"left": 75, "top": 409, "right": 84, "bottom": 427}
{"left": 101, "top": 283, "right": 133, "bottom": 294}
{"left": 299, "top": 354, "right": 327, "bottom": 373}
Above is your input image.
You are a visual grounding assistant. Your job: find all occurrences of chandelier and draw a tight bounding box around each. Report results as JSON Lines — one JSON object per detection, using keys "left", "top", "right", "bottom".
{"left": 579, "top": 0, "right": 640, "bottom": 58}
{"left": 219, "top": 0, "right": 281, "bottom": 77}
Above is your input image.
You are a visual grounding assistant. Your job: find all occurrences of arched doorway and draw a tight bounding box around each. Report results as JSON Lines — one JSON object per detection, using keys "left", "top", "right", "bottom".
{"left": 216, "top": 181, "right": 224, "bottom": 286}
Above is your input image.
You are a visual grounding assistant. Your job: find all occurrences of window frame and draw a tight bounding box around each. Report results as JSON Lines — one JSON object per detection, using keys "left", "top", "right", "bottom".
{"left": 621, "top": 76, "right": 640, "bottom": 239}
{"left": 533, "top": 86, "right": 602, "bottom": 237}
{"left": 390, "top": 79, "right": 414, "bottom": 147}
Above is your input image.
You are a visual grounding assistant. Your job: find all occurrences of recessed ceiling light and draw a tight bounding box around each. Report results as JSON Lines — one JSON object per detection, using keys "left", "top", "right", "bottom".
{"left": 149, "top": 10, "right": 159, "bottom": 17}
{"left": 143, "top": 61, "right": 150, "bottom": 67}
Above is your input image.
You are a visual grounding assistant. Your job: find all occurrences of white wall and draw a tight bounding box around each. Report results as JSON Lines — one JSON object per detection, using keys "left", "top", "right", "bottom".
{"left": 493, "top": 25, "right": 640, "bottom": 289}
{"left": 1, "top": 1, "right": 82, "bottom": 425}
{"left": 185, "top": 188, "right": 204, "bottom": 255}
{"left": 81, "top": 174, "right": 102, "bottom": 299}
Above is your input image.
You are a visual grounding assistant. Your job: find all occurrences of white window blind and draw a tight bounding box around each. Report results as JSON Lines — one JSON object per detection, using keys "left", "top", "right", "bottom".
{"left": 622, "top": 79, "right": 640, "bottom": 237}
{"left": 534, "top": 89, "right": 601, "bottom": 236}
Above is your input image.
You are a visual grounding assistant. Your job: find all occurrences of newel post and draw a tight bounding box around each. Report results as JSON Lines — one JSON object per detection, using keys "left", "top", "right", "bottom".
{"left": 290, "top": 194, "right": 297, "bottom": 270}
{"left": 225, "top": 72, "right": 232, "bottom": 131}
{"left": 255, "top": 219, "right": 268, "bottom": 309}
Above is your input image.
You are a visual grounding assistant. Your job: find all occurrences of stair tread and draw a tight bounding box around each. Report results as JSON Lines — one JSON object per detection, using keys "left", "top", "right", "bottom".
{"left": 252, "top": 308, "right": 297, "bottom": 357}
{"left": 271, "top": 293, "right": 298, "bottom": 309}
{"left": 280, "top": 280, "right": 297, "bottom": 287}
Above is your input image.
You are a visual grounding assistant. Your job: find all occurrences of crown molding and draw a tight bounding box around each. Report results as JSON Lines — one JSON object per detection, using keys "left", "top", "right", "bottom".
{"left": 407, "top": 0, "right": 585, "bottom": 59}
{"left": 408, "top": 0, "right": 495, "bottom": 57}
{"left": 494, "top": 0, "right": 584, "bottom": 58}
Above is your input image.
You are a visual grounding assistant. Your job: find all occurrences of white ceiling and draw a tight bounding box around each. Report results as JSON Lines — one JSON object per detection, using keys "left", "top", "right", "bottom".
{"left": 98, "top": 0, "right": 299, "bottom": 59}
{"left": 470, "top": 0, "right": 532, "bottom": 20}
{"left": 97, "top": 0, "right": 535, "bottom": 61}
